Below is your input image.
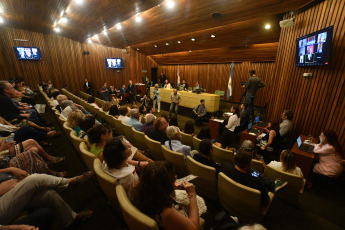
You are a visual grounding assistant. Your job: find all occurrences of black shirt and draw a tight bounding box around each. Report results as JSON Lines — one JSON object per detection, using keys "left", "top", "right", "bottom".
{"left": 148, "top": 128, "right": 169, "bottom": 145}
{"left": 220, "top": 162, "right": 269, "bottom": 206}
{"left": 193, "top": 153, "right": 220, "bottom": 172}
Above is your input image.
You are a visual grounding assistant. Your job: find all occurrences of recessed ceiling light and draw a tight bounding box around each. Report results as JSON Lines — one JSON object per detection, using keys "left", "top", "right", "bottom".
{"left": 137, "top": 48, "right": 140, "bottom": 51}
{"left": 54, "top": 27, "right": 61, "bottom": 33}
{"left": 116, "top": 23, "right": 122, "bottom": 30}
{"left": 65, "top": 8, "right": 70, "bottom": 13}
{"left": 211, "top": 34, "right": 215, "bottom": 38}
{"left": 0, "top": 8, "right": 3, "bottom": 14}
{"left": 166, "top": 43, "right": 169, "bottom": 46}
{"left": 75, "top": 0, "right": 83, "bottom": 5}
{"left": 93, "top": 34, "right": 99, "bottom": 39}
{"left": 135, "top": 14, "right": 142, "bottom": 23}
{"left": 0, "top": 17, "right": 4, "bottom": 24}
{"left": 265, "top": 24, "right": 271, "bottom": 29}
{"left": 189, "top": 50, "right": 192, "bottom": 53}
{"left": 154, "top": 45, "right": 157, "bottom": 47}
{"left": 59, "top": 17, "right": 67, "bottom": 24}
{"left": 191, "top": 38, "right": 195, "bottom": 41}
{"left": 177, "top": 41, "right": 181, "bottom": 44}
{"left": 53, "top": 21, "right": 57, "bottom": 27}
{"left": 157, "top": 4, "right": 161, "bottom": 7}
{"left": 103, "top": 30, "right": 107, "bottom": 36}
{"left": 60, "top": 10, "right": 64, "bottom": 17}
{"left": 87, "top": 39, "right": 92, "bottom": 43}
{"left": 166, "top": 1, "right": 176, "bottom": 9}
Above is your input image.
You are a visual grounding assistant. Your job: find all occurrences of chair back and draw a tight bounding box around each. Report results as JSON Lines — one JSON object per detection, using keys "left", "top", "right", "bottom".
{"left": 180, "top": 132, "right": 193, "bottom": 148}
{"left": 145, "top": 135, "right": 164, "bottom": 160}
{"left": 93, "top": 159, "right": 121, "bottom": 215}
{"left": 186, "top": 156, "right": 217, "bottom": 202}
{"left": 218, "top": 172, "right": 273, "bottom": 222}
{"left": 122, "top": 122, "right": 137, "bottom": 147}
{"left": 212, "top": 145, "right": 234, "bottom": 164}
{"left": 116, "top": 185, "right": 159, "bottom": 230}
{"left": 161, "top": 145, "right": 187, "bottom": 178}
{"left": 62, "top": 122, "right": 73, "bottom": 136}
{"left": 54, "top": 110, "right": 60, "bottom": 119}
{"left": 264, "top": 165, "right": 305, "bottom": 203}
{"left": 192, "top": 136, "right": 202, "bottom": 151}
{"left": 58, "top": 116, "right": 67, "bottom": 126}
{"left": 70, "top": 130, "right": 84, "bottom": 155}
{"left": 79, "top": 142, "right": 96, "bottom": 171}
{"left": 251, "top": 159, "right": 264, "bottom": 173}
{"left": 132, "top": 128, "right": 148, "bottom": 151}
{"left": 114, "top": 118, "right": 125, "bottom": 136}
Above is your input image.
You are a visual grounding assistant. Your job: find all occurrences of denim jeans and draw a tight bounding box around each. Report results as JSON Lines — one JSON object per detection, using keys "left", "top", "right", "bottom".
{"left": 246, "top": 94, "right": 256, "bottom": 118}
{"left": 169, "top": 102, "right": 179, "bottom": 118}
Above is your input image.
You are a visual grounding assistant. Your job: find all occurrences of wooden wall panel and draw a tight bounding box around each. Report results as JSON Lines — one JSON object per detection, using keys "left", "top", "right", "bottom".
{"left": 157, "top": 62, "right": 275, "bottom": 107}
{"left": 266, "top": 0, "right": 345, "bottom": 150}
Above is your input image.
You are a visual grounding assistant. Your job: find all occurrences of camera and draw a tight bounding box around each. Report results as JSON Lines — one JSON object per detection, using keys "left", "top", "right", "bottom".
{"left": 241, "top": 81, "right": 247, "bottom": 86}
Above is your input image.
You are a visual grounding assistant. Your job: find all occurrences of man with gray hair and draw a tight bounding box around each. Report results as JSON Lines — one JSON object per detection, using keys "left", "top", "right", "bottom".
{"left": 126, "top": 108, "right": 143, "bottom": 131}
{"left": 56, "top": 95, "right": 68, "bottom": 112}
{"left": 141, "top": 113, "right": 156, "bottom": 135}
{"left": 165, "top": 126, "right": 191, "bottom": 159}
{"left": 60, "top": 100, "right": 76, "bottom": 120}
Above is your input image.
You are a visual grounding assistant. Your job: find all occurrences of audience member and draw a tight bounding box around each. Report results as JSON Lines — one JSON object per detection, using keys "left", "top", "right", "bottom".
{"left": 118, "top": 106, "right": 130, "bottom": 123}
{"left": 196, "top": 127, "right": 211, "bottom": 140}
{"left": 239, "top": 103, "right": 250, "bottom": 132}
{"left": 141, "top": 113, "right": 156, "bottom": 135}
{"left": 165, "top": 126, "right": 191, "bottom": 159}
{"left": 102, "top": 102, "right": 112, "bottom": 114}
{"left": 193, "top": 99, "right": 208, "bottom": 126}
{"left": 183, "top": 120, "right": 195, "bottom": 136}
{"left": 148, "top": 117, "right": 169, "bottom": 144}
{"left": 60, "top": 100, "right": 75, "bottom": 119}
{"left": 193, "top": 139, "right": 220, "bottom": 172}
{"left": 279, "top": 110, "right": 293, "bottom": 138}
{"left": 56, "top": 94, "right": 68, "bottom": 112}
{"left": 66, "top": 110, "right": 85, "bottom": 136}
{"left": 88, "top": 124, "right": 112, "bottom": 160}
{"left": 109, "top": 105, "right": 119, "bottom": 118}
{"left": 133, "top": 161, "right": 200, "bottom": 230}
{"left": 257, "top": 120, "right": 281, "bottom": 163}
{"left": 126, "top": 109, "right": 143, "bottom": 131}
{"left": 268, "top": 150, "right": 303, "bottom": 177}
{"left": 215, "top": 130, "right": 234, "bottom": 151}
{"left": 169, "top": 115, "right": 179, "bottom": 127}
{"left": 225, "top": 106, "right": 240, "bottom": 132}
{"left": 87, "top": 96, "right": 100, "bottom": 108}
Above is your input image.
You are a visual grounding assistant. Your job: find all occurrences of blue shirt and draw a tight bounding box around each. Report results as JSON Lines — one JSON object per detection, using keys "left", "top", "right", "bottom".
{"left": 126, "top": 118, "right": 143, "bottom": 131}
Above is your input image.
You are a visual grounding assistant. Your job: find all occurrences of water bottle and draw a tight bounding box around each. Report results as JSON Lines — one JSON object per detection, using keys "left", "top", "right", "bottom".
{"left": 6, "top": 133, "right": 15, "bottom": 143}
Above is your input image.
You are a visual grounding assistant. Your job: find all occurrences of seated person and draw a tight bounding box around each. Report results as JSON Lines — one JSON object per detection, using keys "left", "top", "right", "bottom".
{"left": 133, "top": 162, "right": 200, "bottom": 230}
{"left": 118, "top": 106, "right": 130, "bottom": 123}
{"left": 279, "top": 110, "right": 293, "bottom": 138}
{"left": 109, "top": 105, "right": 119, "bottom": 118}
{"left": 66, "top": 110, "right": 85, "bottom": 136}
{"left": 139, "top": 105, "right": 147, "bottom": 115}
{"left": 88, "top": 124, "right": 113, "bottom": 160}
{"left": 220, "top": 148, "right": 271, "bottom": 206}
{"left": 148, "top": 117, "right": 169, "bottom": 144}
{"left": 225, "top": 106, "right": 240, "bottom": 132}
{"left": 193, "top": 81, "right": 201, "bottom": 91}
{"left": 163, "top": 79, "right": 172, "bottom": 89}
{"left": 196, "top": 127, "right": 211, "bottom": 140}
{"left": 268, "top": 150, "right": 303, "bottom": 178}
{"left": 0, "top": 167, "right": 93, "bottom": 228}
{"left": 111, "top": 94, "right": 121, "bottom": 107}
{"left": 102, "top": 136, "right": 148, "bottom": 196}
{"left": 101, "top": 102, "right": 112, "bottom": 114}
{"left": 126, "top": 109, "right": 143, "bottom": 131}
{"left": 193, "top": 99, "right": 208, "bottom": 126}
{"left": 214, "top": 130, "right": 235, "bottom": 151}
{"left": 78, "top": 114, "right": 96, "bottom": 139}
{"left": 193, "top": 138, "right": 220, "bottom": 172}
{"left": 169, "top": 115, "right": 178, "bottom": 127}
{"left": 183, "top": 120, "right": 195, "bottom": 136}
{"left": 141, "top": 113, "right": 156, "bottom": 135}
{"left": 56, "top": 94, "right": 68, "bottom": 112}
{"left": 257, "top": 120, "right": 281, "bottom": 164}
{"left": 179, "top": 79, "right": 189, "bottom": 91}
{"left": 165, "top": 126, "right": 191, "bottom": 159}
{"left": 140, "top": 95, "right": 150, "bottom": 108}
{"left": 50, "top": 90, "right": 61, "bottom": 107}
{"left": 60, "top": 100, "right": 75, "bottom": 120}
{"left": 312, "top": 130, "right": 344, "bottom": 178}
{"left": 87, "top": 96, "right": 100, "bottom": 108}
{"left": 239, "top": 103, "right": 250, "bottom": 132}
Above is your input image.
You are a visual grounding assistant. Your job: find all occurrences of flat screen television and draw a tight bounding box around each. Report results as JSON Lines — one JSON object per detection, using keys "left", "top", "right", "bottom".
{"left": 14, "top": 46, "right": 42, "bottom": 60}
{"left": 296, "top": 26, "right": 333, "bottom": 66}
{"left": 105, "top": 58, "right": 123, "bottom": 69}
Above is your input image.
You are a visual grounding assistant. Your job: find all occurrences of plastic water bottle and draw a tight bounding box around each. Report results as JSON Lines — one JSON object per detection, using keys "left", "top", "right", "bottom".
{"left": 6, "top": 133, "right": 15, "bottom": 143}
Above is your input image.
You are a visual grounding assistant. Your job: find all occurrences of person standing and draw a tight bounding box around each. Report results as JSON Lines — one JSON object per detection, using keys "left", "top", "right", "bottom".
{"left": 169, "top": 89, "right": 181, "bottom": 118}
{"left": 239, "top": 103, "right": 250, "bottom": 132}
{"left": 128, "top": 80, "right": 136, "bottom": 105}
{"left": 152, "top": 84, "right": 161, "bottom": 113}
{"left": 245, "top": 70, "right": 265, "bottom": 120}
{"left": 159, "top": 72, "right": 167, "bottom": 86}
{"left": 101, "top": 82, "right": 109, "bottom": 101}
{"left": 193, "top": 99, "right": 208, "bottom": 126}
{"left": 83, "top": 79, "right": 93, "bottom": 95}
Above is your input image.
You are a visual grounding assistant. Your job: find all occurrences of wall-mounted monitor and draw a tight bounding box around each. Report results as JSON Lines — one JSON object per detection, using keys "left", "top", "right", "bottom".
{"left": 105, "top": 58, "right": 123, "bottom": 69}
{"left": 296, "top": 26, "right": 333, "bottom": 66}
{"left": 14, "top": 46, "right": 42, "bottom": 60}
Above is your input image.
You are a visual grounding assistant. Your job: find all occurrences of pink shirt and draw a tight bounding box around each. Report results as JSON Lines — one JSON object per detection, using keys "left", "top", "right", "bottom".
{"left": 313, "top": 144, "right": 343, "bottom": 177}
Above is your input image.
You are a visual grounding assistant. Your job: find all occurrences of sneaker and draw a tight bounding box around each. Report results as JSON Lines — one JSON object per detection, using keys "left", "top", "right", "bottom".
{"left": 274, "top": 179, "right": 288, "bottom": 192}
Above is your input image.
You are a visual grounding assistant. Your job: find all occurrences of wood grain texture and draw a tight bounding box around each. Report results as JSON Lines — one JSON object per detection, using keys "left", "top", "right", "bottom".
{"left": 266, "top": 0, "right": 345, "bottom": 150}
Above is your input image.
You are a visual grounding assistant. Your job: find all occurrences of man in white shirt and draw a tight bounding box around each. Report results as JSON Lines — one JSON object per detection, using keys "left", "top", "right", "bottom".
{"left": 279, "top": 110, "right": 293, "bottom": 138}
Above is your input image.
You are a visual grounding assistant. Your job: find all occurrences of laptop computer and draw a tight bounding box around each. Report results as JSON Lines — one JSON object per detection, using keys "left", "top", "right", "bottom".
{"left": 297, "top": 136, "right": 314, "bottom": 153}
{"left": 255, "top": 116, "right": 268, "bottom": 127}
{"left": 248, "top": 122, "right": 260, "bottom": 134}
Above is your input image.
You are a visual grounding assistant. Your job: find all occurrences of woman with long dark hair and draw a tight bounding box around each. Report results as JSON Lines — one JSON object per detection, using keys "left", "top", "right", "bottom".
{"left": 183, "top": 120, "right": 195, "bottom": 136}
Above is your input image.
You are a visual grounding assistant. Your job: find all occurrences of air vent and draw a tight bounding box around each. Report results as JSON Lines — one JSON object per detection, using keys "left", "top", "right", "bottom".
{"left": 212, "top": 12, "right": 223, "bottom": 20}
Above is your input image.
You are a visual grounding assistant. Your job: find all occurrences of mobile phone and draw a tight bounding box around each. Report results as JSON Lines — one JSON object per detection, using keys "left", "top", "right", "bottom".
{"left": 251, "top": 171, "right": 259, "bottom": 178}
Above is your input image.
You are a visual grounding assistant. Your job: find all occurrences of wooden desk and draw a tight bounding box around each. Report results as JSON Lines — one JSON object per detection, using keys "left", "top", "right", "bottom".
{"left": 239, "top": 128, "right": 263, "bottom": 147}
{"left": 291, "top": 135, "right": 316, "bottom": 179}
{"left": 135, "top": 84, "right": 146, "bottom": 96}
{"left": 150, "top": 87, "right": 220, "bottom": 112}
{"left": 209, "top": 119, "right": 224, "bottom": 140}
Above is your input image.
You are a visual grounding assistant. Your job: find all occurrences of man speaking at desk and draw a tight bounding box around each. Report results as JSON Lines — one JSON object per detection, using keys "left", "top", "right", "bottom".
{"left": 169, "top": 89, "right": 181, "bottom": 118}
{"left": 245, "top": 70, "right": 265, "bottom": 120}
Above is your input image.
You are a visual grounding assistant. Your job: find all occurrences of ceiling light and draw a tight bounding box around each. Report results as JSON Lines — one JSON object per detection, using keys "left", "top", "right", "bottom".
{"left": 166, "top": 1, "right": 176, "bottom": 9}
{"left": 65, "top": 8, "right": 70, "bottom": 13}
{"left": 189, "top": 50, "right": 192, "bottom": 53}
{"left": 54, "top": 27, "right": 61, "bottom": 33}
{"left": 116, "top": 23, "right": 122, "bottom": 30}
{"left": 166, "top": 43, "right": 169, "bottom": 46}
{"left": 93, "top": 34, "right": 99, "bottom": 39}
{"left": 157, "top": 4, "right": 161, "bottom": 7}
{"left": 87, "top": 39, "right": 92, "bottom": 43}
{"left": 103, "top": 30, "right": 107, "bottom": 36}
{"left": 60, "top": 10, "right": 64, "bottom": 17}
{"left": 177, "top": 41, "right": 181, "bottom": 44}
{"left": 135, "top": 14, "right": 142, "bottom": 23}
{"left": 137, "top": 48, "right": 139, "bottom": 51}
{"left": 59, "top": 17, "right": 67, "bottom": 24}
{"left": 211, "top": 34, "right": 215, "bottom": 38}
{"left": 53, "top": 21, "right": 57, "bottom": 27}
{"left": 265, "top": 24, "right": 271, "bottom": 29}
{"left": 75, "top": 0, "right": 83, "bottom": 4}
{"left": 0, "top": 8, "right": 3, "bottom": 14}
{"left": 0, "top": 17, "right": 4, "bottom": 24}
{"left": 154, "top": 45, "right": 157, "bottom": 47}
{"left": 191, "top": 38, "right": 195, "bottom": 41}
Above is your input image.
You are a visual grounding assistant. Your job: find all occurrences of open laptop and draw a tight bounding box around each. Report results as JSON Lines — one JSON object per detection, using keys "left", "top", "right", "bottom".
{"left": 255, "top": 116, "right": 268, "bottom": 127}
{"left": 248, "top": 122, "right": 260, "bottom": 134}
{"left": 297, "top": 136, "right": 314, "bottom": 153}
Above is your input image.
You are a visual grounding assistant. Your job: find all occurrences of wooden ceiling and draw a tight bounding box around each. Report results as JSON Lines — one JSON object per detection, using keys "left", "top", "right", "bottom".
{"left": 0, "top": 0, "right": 314, "bottom": 64}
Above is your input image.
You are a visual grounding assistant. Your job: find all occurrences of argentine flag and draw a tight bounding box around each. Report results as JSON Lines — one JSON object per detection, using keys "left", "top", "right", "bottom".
{"left": 227, "top": 62, "right": 234, "bottom": 100}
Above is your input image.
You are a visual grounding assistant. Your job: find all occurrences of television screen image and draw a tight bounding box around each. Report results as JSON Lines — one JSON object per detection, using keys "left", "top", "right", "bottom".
{"left": 296, "top": 26, "right": 333, "bottom": 66}
{"left": 105, "top": 58, "right": 123, "bottom": 69}
{"left": 14, "top": 47, "right": 42, "bottom": 60}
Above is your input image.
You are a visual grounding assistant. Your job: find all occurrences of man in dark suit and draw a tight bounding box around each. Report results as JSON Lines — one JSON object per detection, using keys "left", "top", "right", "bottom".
{"left": 239, "top": 103, "right": 250, "bottom": 132}
{"left": 128, "top": 80, "right": 136, "bottom": 105}
{"left": 83, "top": 78, "right": 93, "bottom": 95}
{"left": 159, "top": 73, "right": 167, "bottom": 86}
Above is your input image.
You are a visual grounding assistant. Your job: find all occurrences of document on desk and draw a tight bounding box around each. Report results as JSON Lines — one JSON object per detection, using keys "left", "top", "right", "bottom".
{"left": 213, "top": 119, "right": 224, "bottom": 123}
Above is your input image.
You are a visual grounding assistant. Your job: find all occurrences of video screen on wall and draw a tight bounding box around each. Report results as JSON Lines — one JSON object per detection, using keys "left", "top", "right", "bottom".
{"left": 105, "top": 58, "right": 123, "bottom": 69}
{"left": 14, "top": 47, "right": 42, "bottom": 60}
{"left": 296, "top": 26, "right": 333, "bottom": 66}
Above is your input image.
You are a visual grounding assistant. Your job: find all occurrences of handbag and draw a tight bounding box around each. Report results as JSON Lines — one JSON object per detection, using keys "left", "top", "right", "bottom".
{"left": 0, "top": 172, "right": 17, "bottom": 183}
